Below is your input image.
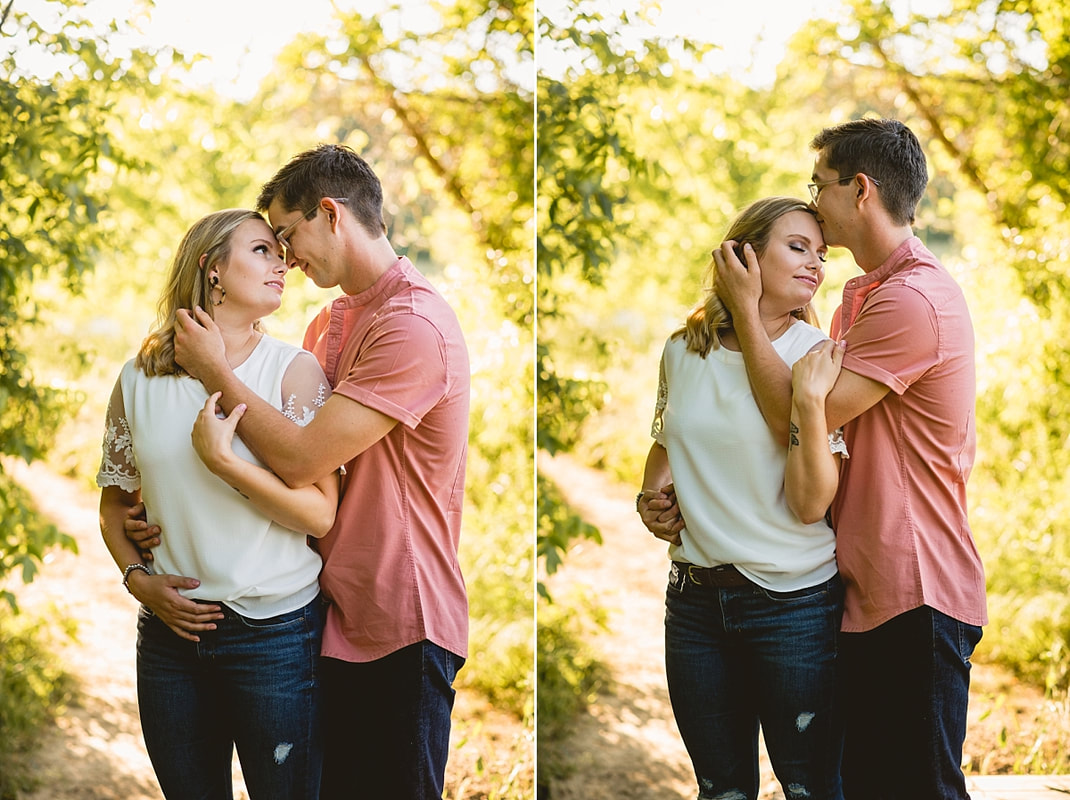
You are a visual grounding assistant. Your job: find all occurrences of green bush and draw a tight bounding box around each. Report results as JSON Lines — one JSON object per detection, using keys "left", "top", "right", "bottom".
{"left": 461, "top": 616, "right": 534, "bottom": 723}
{"left": 536, "top": 593, "right": 609, "bottom": 786}
{"left": 537, "top": 475, "right": 601, "bottom": 601}
{"left": 0, "top": 473, "right": 78, "bottom": 611}
{"left": 0, "top": 611, "right": 77, "bottom": 799}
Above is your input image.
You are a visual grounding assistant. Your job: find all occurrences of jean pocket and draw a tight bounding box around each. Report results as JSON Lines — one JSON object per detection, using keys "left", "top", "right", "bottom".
{"left": 760, "top": 575, "right": 841, "bottom": 605}
{"left": 239, "top": 607, "right": 310, "bottom": 632}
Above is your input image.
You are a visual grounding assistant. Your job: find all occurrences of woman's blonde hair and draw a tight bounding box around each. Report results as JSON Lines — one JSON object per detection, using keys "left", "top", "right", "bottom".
{"left": 136, "top": 209, "right": 265, "bottom": 376}
{"left": 676, "top": 197, "right": 820, "bottom": 357}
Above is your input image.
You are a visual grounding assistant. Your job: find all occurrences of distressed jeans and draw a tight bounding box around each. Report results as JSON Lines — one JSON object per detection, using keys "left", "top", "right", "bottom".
{"left": 840, "top": 605, "right": 983, "bottom": 800}
{"left": 136, "top": 596, "right": 324, "bottom": 800}
{"left": 664, "top": 563, "right": 845, "bottom": 800}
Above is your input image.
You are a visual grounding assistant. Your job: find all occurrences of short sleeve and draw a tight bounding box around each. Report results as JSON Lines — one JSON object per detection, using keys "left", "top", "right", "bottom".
{"left": 651, "top": 352, "right": 668, "bottom": 444}
{"left": 828, "top": 429, "right": 849, "bottom": 458}
{"left": 842, "top": 285, "right": 938, "bottom": 396}
{"left": 331, "top": 313, "right": 447, "bottom": 429}
{"left": 281, "top": 351, "right": 331, "bottom": 427}
{"left": 96, "top": 376, "right": 140, "bottom": 492}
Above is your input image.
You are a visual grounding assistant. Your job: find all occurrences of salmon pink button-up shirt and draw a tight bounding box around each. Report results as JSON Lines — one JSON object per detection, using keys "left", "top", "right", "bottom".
{"left": 830, "top": 237, "right": 987, "bottom": 633}
{"left": 303, "top": 257, "right": 470, "bottom": 663}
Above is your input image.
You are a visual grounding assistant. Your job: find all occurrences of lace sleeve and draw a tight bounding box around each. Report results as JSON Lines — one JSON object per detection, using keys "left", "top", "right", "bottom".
{"left": 281, "top": 351, "right": 331, "bottom": 427}
{"left": 96, "top": 375, "right": 141, "bottom": 492}
{"left": 828, "top": 429, "right": 849, "bottom": 459}
{"left": 651, "top": 352, "right": 668, "bottom": 444}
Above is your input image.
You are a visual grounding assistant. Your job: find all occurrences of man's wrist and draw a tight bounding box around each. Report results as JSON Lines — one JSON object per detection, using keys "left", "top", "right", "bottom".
{"left": 202, "top": 363, "right": 232, "bottom": 397}
{"left": 732, "top": 307, "right": 764, "bottom": 338}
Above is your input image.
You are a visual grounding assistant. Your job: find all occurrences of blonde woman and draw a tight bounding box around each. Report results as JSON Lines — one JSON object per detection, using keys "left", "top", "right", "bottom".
{"left": 97, "top": 209, "right": 337, "bottom": 799}
{"left": 638, "top": 197, "right": 847, "bottom": 799}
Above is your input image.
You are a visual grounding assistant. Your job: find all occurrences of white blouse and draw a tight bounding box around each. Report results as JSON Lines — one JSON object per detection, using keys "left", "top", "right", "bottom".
{"left": 97, "top": 335, "right": 329, "bottom": 619}
{"left": 652, "top": 321, "right": 842, "bottom": 592}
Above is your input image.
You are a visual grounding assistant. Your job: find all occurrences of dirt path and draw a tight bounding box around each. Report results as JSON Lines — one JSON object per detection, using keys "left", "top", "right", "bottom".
{"left": 538, "top": 452, "right": 1068, "bottom": 799}
{"left": 538, "top": 453, "right": 782, "bottom": 800}
{"left": 6, "top": 458, "right": 531, "bottom": 800}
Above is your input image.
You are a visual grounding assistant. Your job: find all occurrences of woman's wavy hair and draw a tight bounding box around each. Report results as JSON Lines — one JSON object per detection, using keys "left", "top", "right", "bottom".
{"left": 136, "top": 209, "right": 265, "bottom": 376}
{"left": 675, "top": 197, "right": 820, "bottom": 358}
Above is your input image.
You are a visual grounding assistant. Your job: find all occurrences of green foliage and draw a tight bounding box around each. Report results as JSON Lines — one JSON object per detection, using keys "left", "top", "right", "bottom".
{"left": 462, "top": 613, "right": 534, "bottom": 722}
{"left": 535, "top": 343, "right": 608, "bottom": 455}
{"left": 536, "top": 5, "right": 678, "bottom": 439}
{"left": 536, "top": 474, "right": 601, "bottom": 600}
{"left": 0, "top": 610, "right": 77, "bottom": 799}
{"left": 535, "top": 592, "right": 608, "bottom": 786}
{"left": 0, "top": 2, "right": 140, "bottom": 593}
{"left": 535, "top": 3, "right": 685, "bottom": 580}
{"left": 455, "top": 276, "right": 534, "bottom": 721}
{"left": 0, "top": 476, "right": 78, "bottom": 612}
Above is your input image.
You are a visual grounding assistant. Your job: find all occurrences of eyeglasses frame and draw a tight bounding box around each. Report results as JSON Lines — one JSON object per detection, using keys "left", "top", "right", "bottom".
{"left": 807, "top": 174, "right": 881, "bottom": 203}
{"left": 275, "top": 197, "right": 349, "bottom": 255}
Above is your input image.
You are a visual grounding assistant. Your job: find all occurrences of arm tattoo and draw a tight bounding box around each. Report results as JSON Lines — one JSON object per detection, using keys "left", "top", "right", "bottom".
{"left": 788, "top": 420, "right": 800, "bottom": 450}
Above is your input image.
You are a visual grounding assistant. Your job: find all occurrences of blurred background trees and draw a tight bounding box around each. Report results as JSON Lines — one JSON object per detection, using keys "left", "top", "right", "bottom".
{"left": 1, "top": 0, "right": 532, "bottom": 793}
{"left": 8, "top": 0, "right": 1070, "bottom": 786}
{"left": 537, "top": 0, "right": 1070, "bottom": 774}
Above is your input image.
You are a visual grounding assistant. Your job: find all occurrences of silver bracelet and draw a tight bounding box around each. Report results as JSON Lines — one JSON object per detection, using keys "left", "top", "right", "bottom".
{"left": 122, "top": 563, "right": 152, "bottom": 593}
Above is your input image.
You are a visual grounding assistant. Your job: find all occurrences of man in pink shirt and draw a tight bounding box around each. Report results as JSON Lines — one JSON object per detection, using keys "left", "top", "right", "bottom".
{"left": 715, "top": 119, "right": 986, "bottom": 799}
{"left": 171, "top": 145, "right": 470, "bottom": 799}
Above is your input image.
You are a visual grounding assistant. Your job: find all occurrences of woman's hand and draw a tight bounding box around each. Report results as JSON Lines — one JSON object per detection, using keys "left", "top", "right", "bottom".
{"left": 191, "top": 391, "right": 246, "bottom": 475}
{"left": 124, "top": 570, "right": 224, "bottom": 643}
{"left": 792, "top": 339, "right": 845, "bottom": 404}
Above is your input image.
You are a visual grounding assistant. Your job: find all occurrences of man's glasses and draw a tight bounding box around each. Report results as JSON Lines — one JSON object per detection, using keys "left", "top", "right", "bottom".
{"left": 807, "top": 175, "right": 881, "bottom": 203}
{"left": 276, "top": 197, "right": 348, "bottom": 254}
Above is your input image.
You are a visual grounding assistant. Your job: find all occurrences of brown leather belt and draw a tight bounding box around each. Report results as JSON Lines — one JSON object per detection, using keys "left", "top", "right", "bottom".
{"left": 685, "top": 563, "right": 751, "bottom": 587}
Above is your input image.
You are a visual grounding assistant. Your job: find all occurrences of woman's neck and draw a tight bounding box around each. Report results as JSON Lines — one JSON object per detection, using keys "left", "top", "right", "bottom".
{"left": 721, "top": 313, "right": 794, "bottom": 352}
{"left": 212, "top": 313, "right": 263, "bottom": 368}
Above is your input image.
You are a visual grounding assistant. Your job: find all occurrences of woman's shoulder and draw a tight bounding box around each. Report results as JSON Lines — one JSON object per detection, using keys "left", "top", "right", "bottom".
{"left": 776, "top": 320, "right": 829, "bottom": 361}
{"left": 248, "top": 334, "right": 311, "bottom": 366}
{"left": 786, "top": 319, "right": 829, "bottom": 345}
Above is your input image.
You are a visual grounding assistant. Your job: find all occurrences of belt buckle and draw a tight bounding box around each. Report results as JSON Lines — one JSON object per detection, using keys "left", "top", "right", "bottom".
{"left": 687, "top": 564, "right": 703, "bottom": 586}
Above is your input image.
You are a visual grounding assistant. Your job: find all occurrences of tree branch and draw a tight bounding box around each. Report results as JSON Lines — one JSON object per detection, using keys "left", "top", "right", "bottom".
{"left": 1, "top": 0, "right": 15, "bottom": 35}
{"left": 870, "top": 38, "right": 1007, "bottom": 226}
{"left": 355, "top": 54, "right": 488, "bottom": 247}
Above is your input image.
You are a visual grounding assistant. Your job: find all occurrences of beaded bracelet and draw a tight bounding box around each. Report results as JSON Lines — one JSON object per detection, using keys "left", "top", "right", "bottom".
{"left": 122, "top": 563, "right": 152, "bottom": 593}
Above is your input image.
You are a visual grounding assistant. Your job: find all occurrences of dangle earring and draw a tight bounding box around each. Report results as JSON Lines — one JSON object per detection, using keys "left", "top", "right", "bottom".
{"left": 210, "top": 275, "right": 226, "bottom": 306}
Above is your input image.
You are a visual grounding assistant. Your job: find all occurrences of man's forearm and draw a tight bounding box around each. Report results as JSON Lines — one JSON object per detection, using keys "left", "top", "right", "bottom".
{"left": 733, "top": 313, "right": 793, "bottom": 443}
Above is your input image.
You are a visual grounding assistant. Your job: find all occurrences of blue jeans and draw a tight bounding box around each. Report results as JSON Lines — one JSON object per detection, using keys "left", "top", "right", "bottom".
{"left": 840, "top": 605, "right": 982, "bottom": 800}
{"left": 319, "top": 640, "right": 465, "bottom": 800}
{"left": 664, "top": 563, "right": 845, "bottom": 800}
{"left": 136, "top": 597, "right": 324, "bottom": 800}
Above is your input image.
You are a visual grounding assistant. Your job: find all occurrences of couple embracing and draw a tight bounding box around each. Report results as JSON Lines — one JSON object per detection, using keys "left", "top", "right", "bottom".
{"left": 640, "top": 118, "right": 986, "bottom": 800}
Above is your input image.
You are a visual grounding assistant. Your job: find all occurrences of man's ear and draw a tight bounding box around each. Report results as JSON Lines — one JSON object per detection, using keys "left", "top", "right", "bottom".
{"left": 324, "top": 197, "right": 346, "bottom": 230}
